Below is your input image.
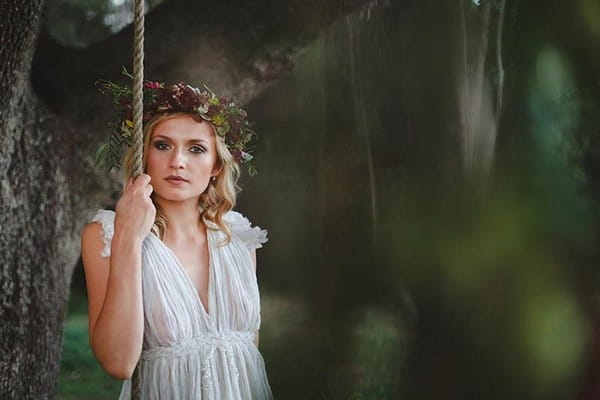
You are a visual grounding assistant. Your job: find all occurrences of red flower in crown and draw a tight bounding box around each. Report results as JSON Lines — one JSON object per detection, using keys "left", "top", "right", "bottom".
{"left": 144, "top": 81, "right": 162, "bottom": 89}
{"left": 180, "top": 86, "right": 202, "bottom": 109}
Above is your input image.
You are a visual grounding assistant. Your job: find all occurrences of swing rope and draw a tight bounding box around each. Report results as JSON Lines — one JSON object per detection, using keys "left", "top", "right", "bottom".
{"left": 131, "top": 0, "right": 145, "bottom": 398}
{"left": 131, "top": 0, "right": 145, "bottom": 178}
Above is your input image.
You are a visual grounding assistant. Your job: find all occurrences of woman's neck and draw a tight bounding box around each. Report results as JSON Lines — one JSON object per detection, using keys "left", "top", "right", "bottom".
{"left": 154, "top": 197, "right": 203, "bottom": 238}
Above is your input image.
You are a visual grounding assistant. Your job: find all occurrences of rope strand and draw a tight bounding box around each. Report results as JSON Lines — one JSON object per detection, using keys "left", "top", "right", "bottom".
{"left": 131, "top": 0, "right": 145, "bottom": 178}
{"left": 131, "top": 0, "right": 145, "bottom": 398}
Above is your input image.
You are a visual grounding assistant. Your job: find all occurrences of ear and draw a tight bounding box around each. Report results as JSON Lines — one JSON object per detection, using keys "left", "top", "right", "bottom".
{"left": 211, "top": 161, "right": 223, "bottom": 177}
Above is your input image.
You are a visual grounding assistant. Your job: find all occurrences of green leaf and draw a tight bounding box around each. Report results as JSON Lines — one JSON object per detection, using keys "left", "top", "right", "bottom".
{"left": 94, "top": 143, "right": 109, "bottom": 167}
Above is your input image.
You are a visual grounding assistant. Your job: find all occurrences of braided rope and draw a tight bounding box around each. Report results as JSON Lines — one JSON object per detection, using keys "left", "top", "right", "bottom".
{"left": 131, "top": 0, "right": 145, "bottom": 399}
{"left": 131, "top": 0, "right": 145, "bottom": 178}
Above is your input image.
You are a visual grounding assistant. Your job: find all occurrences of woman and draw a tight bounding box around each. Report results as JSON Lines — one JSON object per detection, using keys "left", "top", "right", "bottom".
{"left": 81, "top": 81, "right": 273, "bottom": 399}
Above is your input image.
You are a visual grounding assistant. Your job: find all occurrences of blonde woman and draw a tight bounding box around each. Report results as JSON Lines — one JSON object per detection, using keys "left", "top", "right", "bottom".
{"left": 81, "top": 81, "right": 272, "bottom": 399}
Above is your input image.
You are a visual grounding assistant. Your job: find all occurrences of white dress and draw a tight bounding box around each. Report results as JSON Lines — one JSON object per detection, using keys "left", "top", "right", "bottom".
{"left": 91, "top": 209, "right": 273, "bottom": 400}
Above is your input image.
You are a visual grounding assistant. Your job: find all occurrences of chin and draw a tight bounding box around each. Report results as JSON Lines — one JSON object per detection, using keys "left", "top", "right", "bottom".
{"left": 153, "top": 190, "right": 202, "bottom": 204}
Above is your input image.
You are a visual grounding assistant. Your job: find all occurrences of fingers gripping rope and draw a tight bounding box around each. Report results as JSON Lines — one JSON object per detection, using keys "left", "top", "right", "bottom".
{"left": 131, "top": 0, "right": 144, "bottom": 398}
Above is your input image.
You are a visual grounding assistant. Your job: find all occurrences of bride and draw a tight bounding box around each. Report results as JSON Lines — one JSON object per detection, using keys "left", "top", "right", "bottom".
{"left": 81, "top": 81, "right": 273, "bottom": 399}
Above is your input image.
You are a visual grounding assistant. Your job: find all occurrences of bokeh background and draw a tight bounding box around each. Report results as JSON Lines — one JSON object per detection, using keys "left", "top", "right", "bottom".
{"left": 53, "top": 0, "right": 600, "bottom": 399}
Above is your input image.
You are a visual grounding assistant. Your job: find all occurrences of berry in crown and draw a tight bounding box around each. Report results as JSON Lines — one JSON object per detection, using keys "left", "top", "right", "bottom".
{"left": 96, "top": 70, "right": 257, "bottom": 175}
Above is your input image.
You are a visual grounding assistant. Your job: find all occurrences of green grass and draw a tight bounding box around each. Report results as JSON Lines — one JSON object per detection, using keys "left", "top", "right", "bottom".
{"left": 57, "top": 313, "right": 122, "bottom": 400}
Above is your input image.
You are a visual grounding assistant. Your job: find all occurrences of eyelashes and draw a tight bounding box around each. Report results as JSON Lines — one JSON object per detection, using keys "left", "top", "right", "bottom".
{"left": 189, "top": 145, "right": 207, "bottom": 154}
{"left": 153, "top": 141, "right": 170, "bottom": 151}
{"left": 152, "top": 141, "right": 206, "bottom": 154}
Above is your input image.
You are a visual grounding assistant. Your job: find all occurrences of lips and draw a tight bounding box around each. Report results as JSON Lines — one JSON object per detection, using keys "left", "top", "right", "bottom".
{"left": 165, "top": 175, "right": 189, "bottom": 183}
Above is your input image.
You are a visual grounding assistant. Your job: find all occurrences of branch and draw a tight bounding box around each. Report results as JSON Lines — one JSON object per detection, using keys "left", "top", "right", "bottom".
{"left": 495, "top": 0, "right": 506, "bottom": 121}
{"left": 33, "top": 0, "right": 373, "bottom": 116}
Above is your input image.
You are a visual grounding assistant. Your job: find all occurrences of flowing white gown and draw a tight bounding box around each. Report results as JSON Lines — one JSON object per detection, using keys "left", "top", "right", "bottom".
{"left": 91, "top": 209, "right": 273, "bottom": 400}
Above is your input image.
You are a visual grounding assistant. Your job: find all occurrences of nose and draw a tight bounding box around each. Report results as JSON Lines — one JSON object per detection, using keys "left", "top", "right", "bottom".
{"left": 169, "top": 149, "right": 186, "bottom": 169}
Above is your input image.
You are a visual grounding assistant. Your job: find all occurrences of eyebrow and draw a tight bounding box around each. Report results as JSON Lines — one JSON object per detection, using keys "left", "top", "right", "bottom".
{"left": 153, "top": 135, "right": 209, "bottom": 145}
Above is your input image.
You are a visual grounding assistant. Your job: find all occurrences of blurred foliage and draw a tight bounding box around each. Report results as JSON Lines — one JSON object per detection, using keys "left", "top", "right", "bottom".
{"left": 59, "top": 0, "right": 600, "bottom": 399}
{"left": 348, "top": 309, "right": 405, "bottom": 399}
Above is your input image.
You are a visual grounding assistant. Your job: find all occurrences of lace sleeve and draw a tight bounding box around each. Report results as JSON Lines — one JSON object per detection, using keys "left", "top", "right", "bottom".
{"left": 224, "top": 211, "right": 268, "bottom": 251}
{"left": 90, "top": 209, "right": 115, "bottom": 258}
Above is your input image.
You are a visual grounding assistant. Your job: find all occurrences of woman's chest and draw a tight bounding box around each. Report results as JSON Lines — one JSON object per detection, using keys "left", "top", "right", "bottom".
{"left": 167, "top": 241, "right": 211, "bottom": 312}
{"left": 142, "top": 234, "right": 261, "bottom": 332}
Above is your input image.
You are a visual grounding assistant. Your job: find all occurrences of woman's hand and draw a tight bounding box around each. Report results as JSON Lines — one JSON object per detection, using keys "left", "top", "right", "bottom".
{"left": 83, "top": 177, "right": 152, "bottom": 378}
{"left": 114, "top": 174, "right": 156, "bottom": 242}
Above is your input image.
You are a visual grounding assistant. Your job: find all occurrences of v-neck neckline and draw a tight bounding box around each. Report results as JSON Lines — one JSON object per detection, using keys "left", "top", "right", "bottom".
{"left": 150, "top": 230, "right": 213, "bottom": 317}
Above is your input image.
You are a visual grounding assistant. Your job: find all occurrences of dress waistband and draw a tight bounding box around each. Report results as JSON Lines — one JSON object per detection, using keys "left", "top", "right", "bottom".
{"left": 140, "top": 331, "right": 255, "bottom": 361}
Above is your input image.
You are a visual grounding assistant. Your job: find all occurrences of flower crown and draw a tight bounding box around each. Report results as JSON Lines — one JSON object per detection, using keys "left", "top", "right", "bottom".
{"left": 96, "top": 72, "right": 257, "bottom": 175}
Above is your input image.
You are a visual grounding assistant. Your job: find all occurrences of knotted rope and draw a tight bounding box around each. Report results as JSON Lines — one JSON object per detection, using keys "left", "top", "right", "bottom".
{"left": 131, "top": 0, "right": 145, "bottom": 398}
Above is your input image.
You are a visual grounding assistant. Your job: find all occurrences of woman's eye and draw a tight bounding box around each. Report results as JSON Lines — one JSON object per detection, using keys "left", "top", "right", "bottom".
{"left": 153, "top": 141, "right": 170, "bottom": 151}
{"left": 190, "top": 145, "right": 206, "bottom": 154}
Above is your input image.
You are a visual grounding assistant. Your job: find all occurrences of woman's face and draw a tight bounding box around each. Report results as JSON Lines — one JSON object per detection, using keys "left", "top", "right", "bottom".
{"left": 145, "top": 114, "right": 218, "bottom": 205}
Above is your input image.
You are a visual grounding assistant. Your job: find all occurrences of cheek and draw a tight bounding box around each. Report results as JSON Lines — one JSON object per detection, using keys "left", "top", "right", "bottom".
{"left": 193, "top": 153, "right": 218, "bottom": 172}
{"left": 144, "top": 151, "right": 160, "bottom": 173}
{"left": 144, "top": 149, "right": 171, "bottom": 178}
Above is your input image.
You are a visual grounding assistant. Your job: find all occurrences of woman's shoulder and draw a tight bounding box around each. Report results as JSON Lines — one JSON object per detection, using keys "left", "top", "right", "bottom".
{"left": 83, "top": 209, "right": 115, "bottom": 258}
{"left": 89, "top": 209, "right": 115, "bottom": 237}
{"left": 223, "top": 210, "right": 268, "bottom": 250}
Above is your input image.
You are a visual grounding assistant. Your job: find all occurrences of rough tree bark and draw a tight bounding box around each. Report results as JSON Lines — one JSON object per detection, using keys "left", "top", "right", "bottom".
{"left": 0, "top": 0, "right": 371, "bottom": 398}
{"left": 0, "top": 1, "right": 72, "bottom": 398}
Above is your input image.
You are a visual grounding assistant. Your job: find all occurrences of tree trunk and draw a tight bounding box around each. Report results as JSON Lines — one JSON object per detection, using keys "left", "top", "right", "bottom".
{"left": 0, "top": 0, "right": 77, "bottom": 398}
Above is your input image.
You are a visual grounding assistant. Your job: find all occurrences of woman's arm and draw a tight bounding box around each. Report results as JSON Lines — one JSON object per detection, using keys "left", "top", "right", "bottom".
{"left": 81, "top": 224, "right": 145, "bottom": 379}
{"left": 81, "top": 175, "right": 155, "bottom": 379}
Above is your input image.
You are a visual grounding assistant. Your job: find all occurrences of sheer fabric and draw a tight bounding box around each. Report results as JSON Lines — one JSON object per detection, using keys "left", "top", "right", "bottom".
{"left": 91, "top": 210, "right": 273, "bottom": 400}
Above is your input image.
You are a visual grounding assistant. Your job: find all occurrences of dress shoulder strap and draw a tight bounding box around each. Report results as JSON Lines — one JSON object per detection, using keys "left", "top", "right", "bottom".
{"left": 224, "top": 210, "right": 268, "bottom": 251}
{"left": 91, "top": 209, "right": 115, "bottom": 258}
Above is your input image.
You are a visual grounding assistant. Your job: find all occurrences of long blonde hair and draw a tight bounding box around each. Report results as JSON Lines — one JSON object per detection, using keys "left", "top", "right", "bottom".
{"left": 122, "top": 112, "right": 240, "bottom": 242}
